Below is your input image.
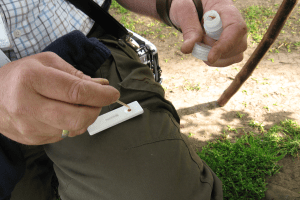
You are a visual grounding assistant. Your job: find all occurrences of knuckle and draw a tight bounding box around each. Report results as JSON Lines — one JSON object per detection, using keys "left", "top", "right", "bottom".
{"left": 8, "top": 105, "right": 25, "bottom": 118}
{"left": 6, "top": 68, "right": 36, "bottom": 117}
{"left": 13, "top": 63, "right": 36, "bottom": 84}
{"left": 39, "top": 51, "right": 59, "bottom": 60}
{"left": 7, "top": 98, "right": 29, "bottom": 119}
{"left": 74, "top": 70, "right": 88, "bottom": 80}
{"left": 183, "top": 27, "right": 201, "bottom": 38}
{"left": 68, "top": 79, "right": 89, "bottom": 104}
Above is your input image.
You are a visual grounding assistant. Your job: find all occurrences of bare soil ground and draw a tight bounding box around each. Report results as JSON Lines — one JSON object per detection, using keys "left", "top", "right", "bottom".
{"left": 111, "top": 0, "right": 300, "bottom": 199}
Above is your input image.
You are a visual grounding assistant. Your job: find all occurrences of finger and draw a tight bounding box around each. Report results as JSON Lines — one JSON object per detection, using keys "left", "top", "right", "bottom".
{"left": 218, "top": 33, "right": 247, "bottom": 59}
{"left": 91, "top": 78, "right": 109, "bottom": 85}
{"left": 206, "top": 30, "right": 247, "bottom": 64}
{"left": 30, "top": 52, "right": 93, "bottom": 81}
{"left": 202, "top": 33, "right": 247, "bottom": 65}
{"left": 36, "top": 52, "right": 110, "bottom": 85}
{"left": 204, "top": 52, "right": 244, "bottom": 67}
{"left": 68, "top": 127, "right": 88, "bottom": 137}
{"left": 169, "top": 0, "right": 204, "bottom": 53}
{"left": 207, "top": 6, "right": 247, "bottom": 64}
{"left": 33, "top": 94, "right": 102, "bottom": 131}
{"left": 27, "top": 62, "right": 120, "bottom": 107}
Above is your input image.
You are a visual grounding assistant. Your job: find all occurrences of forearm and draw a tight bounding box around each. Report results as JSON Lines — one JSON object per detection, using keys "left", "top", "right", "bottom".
{"left": 115, "top": 0, "right": 160, "bottom": 20}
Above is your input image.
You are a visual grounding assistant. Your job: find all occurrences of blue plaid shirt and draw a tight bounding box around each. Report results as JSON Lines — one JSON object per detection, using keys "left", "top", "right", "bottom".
{"left": 0, "top": 0, "right": 108, "bottom": 61}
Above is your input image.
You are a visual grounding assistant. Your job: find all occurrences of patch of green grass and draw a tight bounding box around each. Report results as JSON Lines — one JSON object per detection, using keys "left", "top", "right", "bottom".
{"left": 294, "top": 41, "right": 300, "bottom": 47}
{"left": 147, "top": 22, "right": 155, "bottom": 27}
{"left": 184, "top": 81, "right": 201, "bottom": 91}
{"left": 249, "top": 120, "right": 265, "bottom": 133}
{"left": 227, "top": 125, "right": 238, "bottom": 133}
{"left": 158, "top": 34, "right": 166, "bottom": 39}
{"left": 263, "top": 93, "right": 269, "bottom": 97}
{"left": 263, "top": 106, "right": 270, "bottom": 111}
{"left": 241, "top": 4, "right": 300, "bottom": 53}
{"left": 198, "top": 119, "right": 300, "bottom": 200}
{"left": 111, "top": 0, "right": 128, "bottom": 14}
{"left": 242, "top": 90, "right": 248, "bottom": 95}
{"left": 236, "top": 112, "right": 245, "bottom": 119}
{"left": 172, "top": 31, "right": 178, "bottom": 37}
{"left": 242, "top": 5, "right": 276, "bottom": 43}
{"left": 155, "top": 28, "right": 162, "bottom": 33}
{"left": 120, "top": 15, "right": 136, "bottom": 31}
{"left": 188, "top": 132, "right": 194, "bottom": 138}
{"left": 251, "top": 77, "right": 259, "bottom": 83}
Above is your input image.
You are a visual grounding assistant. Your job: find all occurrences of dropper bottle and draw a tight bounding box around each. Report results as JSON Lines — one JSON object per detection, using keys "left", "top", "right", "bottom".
{"left": 192, "top": 10, "right": 223, "bottom": 61}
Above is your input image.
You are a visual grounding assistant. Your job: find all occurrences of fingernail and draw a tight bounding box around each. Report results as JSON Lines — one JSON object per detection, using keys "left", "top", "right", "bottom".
{"left": 92, "top": 78, "right": 109, "bottom": 85}
{"left": 209, "top": 53, "right": 220, "bottom": 65}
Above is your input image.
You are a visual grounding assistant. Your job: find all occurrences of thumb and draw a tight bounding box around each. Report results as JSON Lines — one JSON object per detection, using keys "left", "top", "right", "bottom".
{"left": 169, "top": 0, "right": 204, "bottom": 53}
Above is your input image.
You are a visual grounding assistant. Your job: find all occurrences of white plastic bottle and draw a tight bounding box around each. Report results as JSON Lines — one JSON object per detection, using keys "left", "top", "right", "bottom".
{"left": 192, "top": 10, "right": 223, "bottom": 61}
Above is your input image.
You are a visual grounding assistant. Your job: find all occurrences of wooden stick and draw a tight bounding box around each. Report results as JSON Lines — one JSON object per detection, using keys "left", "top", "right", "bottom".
{"left": 116, "top": 100, "right": 131, "bottom": 109}
{"left": 217, "top": 0, "right": 299, "bottom": 107}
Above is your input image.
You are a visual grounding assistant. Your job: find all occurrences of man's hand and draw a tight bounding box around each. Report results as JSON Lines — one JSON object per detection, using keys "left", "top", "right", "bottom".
{"left": 0, "top": 52, "right": 120, "bottom": 145}
{"left": 169, "top": 0, "right": 248, "bottom": 67}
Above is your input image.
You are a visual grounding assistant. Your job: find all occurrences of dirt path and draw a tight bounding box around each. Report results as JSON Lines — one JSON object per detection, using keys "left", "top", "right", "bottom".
{"left": 160, "top": 45, "right": 300, "bottom": 200}
{"left": 111, "top": 0, "right": 300, "bottom": 199}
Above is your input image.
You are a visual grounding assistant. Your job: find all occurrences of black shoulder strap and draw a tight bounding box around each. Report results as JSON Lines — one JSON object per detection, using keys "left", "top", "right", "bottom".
{"left": 67, "top": 0, "right": 128, "bottom": 39}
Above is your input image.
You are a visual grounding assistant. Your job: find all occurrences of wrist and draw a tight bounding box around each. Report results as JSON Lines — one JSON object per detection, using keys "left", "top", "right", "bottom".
{"left": 156, "top": 0, "right": 203, "bottom": 32}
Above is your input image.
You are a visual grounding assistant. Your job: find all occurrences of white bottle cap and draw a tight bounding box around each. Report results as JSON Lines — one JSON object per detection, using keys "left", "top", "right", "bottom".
{"left": 192, "top": 43, "right": 211, "bottom": 61}
{"left": 192, "top": 10, "right": 222, "bottom": 61}
{"left": 203, "top": 10, "right": 223, "bottom": 40}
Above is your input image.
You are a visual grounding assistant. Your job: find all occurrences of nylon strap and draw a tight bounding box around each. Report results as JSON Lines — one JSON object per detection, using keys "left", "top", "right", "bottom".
{"left": 67, "top": 0, "right": 128, "bottom": 39}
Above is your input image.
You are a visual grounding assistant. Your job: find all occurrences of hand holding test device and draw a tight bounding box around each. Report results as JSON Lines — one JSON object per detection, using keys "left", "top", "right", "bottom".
{"left": 1, "top": 12, "right": 143, "bottom": 134}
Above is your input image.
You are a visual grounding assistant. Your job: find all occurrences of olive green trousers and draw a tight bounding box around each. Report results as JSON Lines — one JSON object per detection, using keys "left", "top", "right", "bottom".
{"left": 11, "top": 35, "right": 223, "bottom": 200}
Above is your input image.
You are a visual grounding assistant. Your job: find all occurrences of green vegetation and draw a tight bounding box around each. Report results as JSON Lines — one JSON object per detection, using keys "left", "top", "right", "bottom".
{"left": 198, "top": 119, "right": 300, "bottom": 200}
{"left": 111, "top": 0, "right": 300, "bottom": 54}
{"left": 242, "top": 5, "right": 276, "bottom": 43}
{"left": 110, "top": 0, "right": 128, "bottom": 13}
{"left": 241, "top": 4, "right": 300, "bottom": 53}
{"left": 236, "top": 112, "right": 245, "bottom": 119}
{"left": 109, "top": 3, "right": 300, "bottom": 199}
{"left": 184, "top": 80, "right": 201, "bottom": 91}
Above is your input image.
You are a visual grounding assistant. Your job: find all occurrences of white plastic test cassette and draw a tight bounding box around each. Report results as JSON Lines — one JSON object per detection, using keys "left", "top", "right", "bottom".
{"left": 88, "top": 101, "right": 144, "bottom": 135}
